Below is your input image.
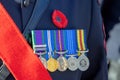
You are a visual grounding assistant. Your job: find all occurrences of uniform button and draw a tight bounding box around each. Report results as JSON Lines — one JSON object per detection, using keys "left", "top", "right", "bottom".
{"left": 24, "top": 0, "right": 30, "bottom": 7}
{"left": 15, "top": 0, "right": 30, "bottom": 7}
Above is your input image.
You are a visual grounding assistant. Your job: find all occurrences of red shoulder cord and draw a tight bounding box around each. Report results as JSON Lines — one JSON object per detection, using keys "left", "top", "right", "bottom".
{"left": 0, "top": 3, "right": 52, "bottom": 80}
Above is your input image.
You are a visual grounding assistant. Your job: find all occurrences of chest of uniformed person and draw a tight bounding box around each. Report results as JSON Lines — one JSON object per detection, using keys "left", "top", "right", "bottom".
{"left": 0, "top": 0, "right": 103, "bottom": 80}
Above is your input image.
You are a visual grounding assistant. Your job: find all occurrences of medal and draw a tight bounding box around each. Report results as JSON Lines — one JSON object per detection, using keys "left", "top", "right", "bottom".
{"left": 67, "top": 55, "right": 78, "bottom": 71}
{"left": 53, "top": 30, "right": 68, "bottom": 71}
{"left": 66, "top": 30, "right": 78, "bottom": 71}
{"left": 39, "top": 57, "right": 47, "bottom": 69}
{"left": 77, "top": 53, "right": 89, "bottom": 71}
{"left": 56, "top": 52, "right": 68, "bottom": 71}
{"left": 47, "top": 30, "right": 58, "bottom": 72}
{"left": 47, "top": 57, "right": 59, "bottom": 72}
{"left": 39, "top": 55, "right": 47, "bottom": 69}
{"left": 57, "top": 56, "right": 68, "bottom": 71}
{"left": 31, "top": 30, "right": 48, "bottom": 69}
{"left": 76, "top": 30, "right": 90, "bottom": 71}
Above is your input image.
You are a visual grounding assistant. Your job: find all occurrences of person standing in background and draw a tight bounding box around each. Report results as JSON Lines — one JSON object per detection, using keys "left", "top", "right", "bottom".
{"left": 102, "top": 0, "right": 120, "bottom": 80}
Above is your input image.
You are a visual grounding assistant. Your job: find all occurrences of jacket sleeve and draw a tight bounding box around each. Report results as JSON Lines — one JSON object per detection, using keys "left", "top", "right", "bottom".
{"left": 81, "top": 0, "right": 108, "bottom": 80}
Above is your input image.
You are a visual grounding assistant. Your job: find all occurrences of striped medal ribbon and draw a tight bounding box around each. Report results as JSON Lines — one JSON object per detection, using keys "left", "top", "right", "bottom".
{"left": 31, "top": 30, "right": 47, "bottom": 69}
{"left": 53, "top": 30, "right": 68, "bottom": 72}
{"left": 66, "top": 30, "right": 78, "bottom": 71}
{"left": 76, "top": 30, "right": 90, "bottom": 71}
{"left": 46, "top": 30, "right": 59, "bottom": 72}
{"left": 31, "top": 30, "right": 47, "bottom": 54}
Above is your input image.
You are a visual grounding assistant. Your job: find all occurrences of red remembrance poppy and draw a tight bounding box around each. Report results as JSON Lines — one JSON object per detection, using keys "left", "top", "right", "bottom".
{"left": 52, "top": 10, "right": 68, "bottom": 28}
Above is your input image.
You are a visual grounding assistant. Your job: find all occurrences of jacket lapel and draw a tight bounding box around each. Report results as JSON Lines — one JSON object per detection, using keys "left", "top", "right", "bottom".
{"left": 23, "top": 0, "right": 50, "bottom": 36}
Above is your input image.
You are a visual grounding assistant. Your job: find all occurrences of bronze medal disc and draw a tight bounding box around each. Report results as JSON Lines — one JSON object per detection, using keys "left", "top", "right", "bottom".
{"left": 57, "top": 56, "right": 68, "bottom": 71}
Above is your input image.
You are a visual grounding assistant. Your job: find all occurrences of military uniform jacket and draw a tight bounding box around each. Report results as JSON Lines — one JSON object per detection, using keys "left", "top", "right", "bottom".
{"left": 0, "top": 0, "right": 108, "bottom": 80}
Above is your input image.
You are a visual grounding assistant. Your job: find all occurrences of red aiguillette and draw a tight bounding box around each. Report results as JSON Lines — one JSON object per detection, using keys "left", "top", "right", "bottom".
{"left": 0, "top": 3, "right": 52, "bottom": 80}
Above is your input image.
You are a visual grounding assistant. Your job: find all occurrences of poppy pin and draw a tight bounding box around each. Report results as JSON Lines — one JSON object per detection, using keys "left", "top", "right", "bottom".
{"left": 52, "top": 10, "right": 68, "bottom": 28}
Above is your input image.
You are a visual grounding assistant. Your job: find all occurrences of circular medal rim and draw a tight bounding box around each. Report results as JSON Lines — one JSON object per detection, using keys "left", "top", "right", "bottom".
{"left": 47, "top": 57, "right": 59, "bottom": 72}
{"left": 67, "top": 57, "right": 78, "bottom": 71}
{"left": 78, "top": 54, "right": 90, "bottom": 71}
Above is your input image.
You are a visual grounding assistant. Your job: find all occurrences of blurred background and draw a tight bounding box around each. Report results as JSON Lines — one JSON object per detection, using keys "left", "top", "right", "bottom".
{"left": 101, "top": 0, "right": 120, "bottom": 80}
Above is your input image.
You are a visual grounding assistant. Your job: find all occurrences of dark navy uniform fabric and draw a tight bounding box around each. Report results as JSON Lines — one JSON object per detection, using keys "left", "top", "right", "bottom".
{"left": 102, "top": 0, "right": 120, "bottom": 40}
{"left": 0, "top": 0, "right": 108, "bottom": 80}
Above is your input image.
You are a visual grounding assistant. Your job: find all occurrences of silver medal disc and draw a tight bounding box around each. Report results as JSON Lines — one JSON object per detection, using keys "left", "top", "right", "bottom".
{"left": 67, "top": 57, "right": 78, "bottom": 71}
{"left": 57, "top": 56, "right": 68, "bottom": 71}
{"left": 39, "top": 57, "right": 47, "bottom": 69}
{"left": 78, "top": 54, "right": 90, "bottom": 71}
